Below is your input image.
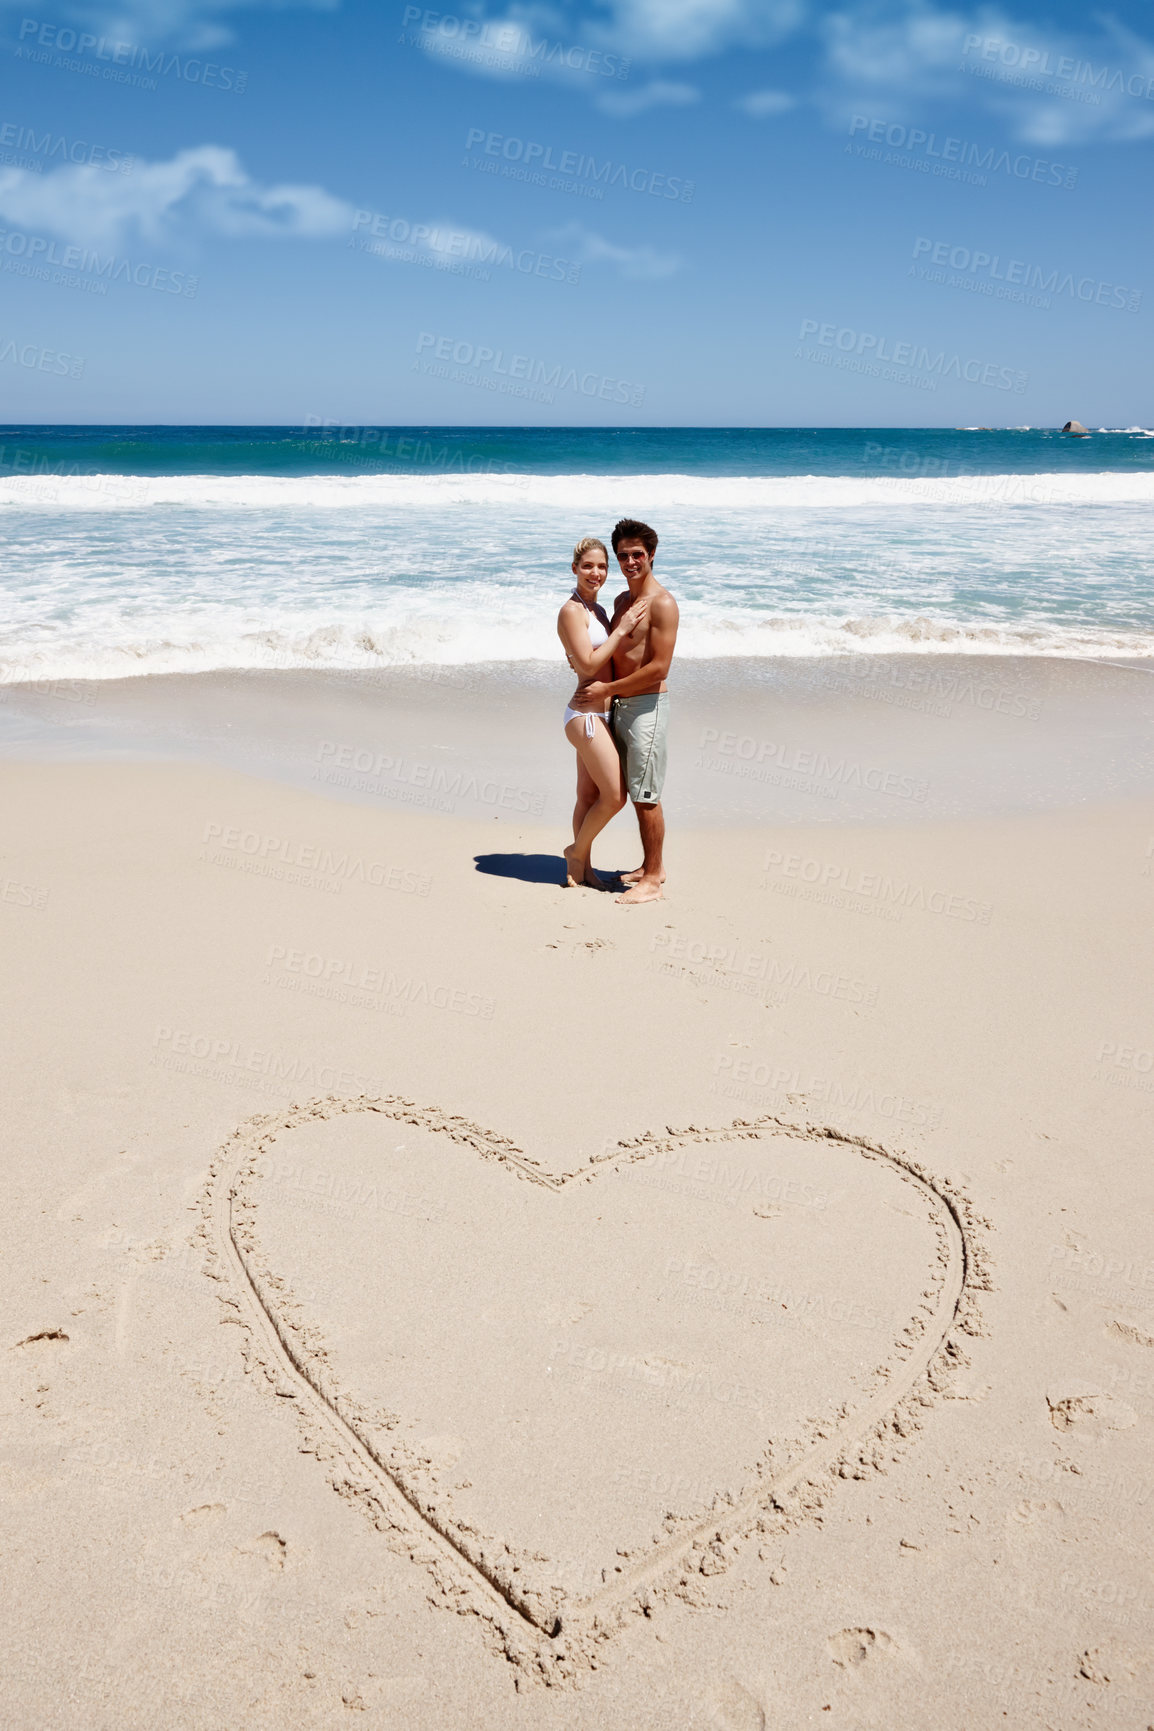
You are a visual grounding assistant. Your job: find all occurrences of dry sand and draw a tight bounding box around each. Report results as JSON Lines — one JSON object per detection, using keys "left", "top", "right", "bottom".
{"left": 2, "top": 662, "right": 1153, "bottom": 1727}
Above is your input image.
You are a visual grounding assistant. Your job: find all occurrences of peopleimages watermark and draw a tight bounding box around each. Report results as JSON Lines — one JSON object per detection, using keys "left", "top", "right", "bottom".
{"left": 351, "top": 209, "right": 580, "bottom": 285}
{"left": 911, "top": 237, "right": 1141, "bottom": 314}
{"left": 0, "top": 336, "right": 84, "bottom": 376}
{"left": 14, "top": 17, "right": 247, "bottom": 91}
{"left": 699, "top": 725, "right": 929, "bottom": 801}
{"left": 0, "top": 119, "right": 133, "bottom": 173}
{"left": 264, "top": 941, "right": 495, "bottom": 1021}
{"left": 861, "top": 437, "right": 1029, "bottom": 479}
{"left": 0, "top": 442, "right": 152, "bottom": 504}
{"left": 151, "top": 1025, "right": 396, "bottom": 1104}
{"left": 798, "top": 319, "right": 1027, "bottom": 393}
{"left": 763, "top": 848, "right": 993, "bottom": 924}
{"left": 0, "top": 227, "right": 198, "bottom": 297}
{"left": 314, "top": 740, "right": 546, "bottom": 816}
{"left": 414, "top": 331, "right": 644, "bottom": 409}
{"left": 846, "top": 116, "right": 1077, "bottom": 190}
{"left": 961, "top": 32, "right": 1154, "bottom": 104}
{"left": 650, "top": 928, "right": 879, "bottom": 1007}
{"left": 547, "top": 1339, "right": 761, "bottom": 1414}
{"left": 856, "top": 445, "right": 1060, "bottom": 507}
{"left": 411, "top": 351, "right": 546, "bottom": 407}
{"left": 253, "top": 1148, "right": 448, "bottom": 1225}
{"left": 661, "top": 1255, "right": 887, "bottom": 1333}
{"left": 400, "top": 8, "right": 630, "bottom": 81}
{"left": 0, "top": 673, "right": 95, "bottom": 705}
{"left": 618, "top": 1142, "right": 834, "bottom": 1213}
{"left": 2, "top": 873, "right": 48, "bottom": 909}
{"left": 710, "top": 1054, "right": 943, "bottom": 1130}
{"left": 298, "top": 417, "right": 526, "bottom": 479}
{"left": 1048, "top": 1240, "right": 1154, "bottom": 1310}
{"left": 463, "top": 129, "right": 694, "bottom": 203}
{"left": 1093, "top": 1038, "right": 1154, "bottom": 1096}
{"left": 198, "top": 821, "right": 431, "bottom": 897}
{"left": 820, "top": 646, "right": 1044, "bottom": 719}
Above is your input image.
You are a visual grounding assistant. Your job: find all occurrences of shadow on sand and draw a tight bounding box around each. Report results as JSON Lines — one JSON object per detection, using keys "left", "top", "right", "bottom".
{"left": 473, "top": 852, "right": 564, "bottom": 885}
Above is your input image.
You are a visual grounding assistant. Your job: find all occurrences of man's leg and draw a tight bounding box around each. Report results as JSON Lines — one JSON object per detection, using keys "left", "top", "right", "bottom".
{"left": 618, "top": 800, "right": 664, "bottom": 903}
{"left": 616, "top": 692, "right": 668, "bottom": 899}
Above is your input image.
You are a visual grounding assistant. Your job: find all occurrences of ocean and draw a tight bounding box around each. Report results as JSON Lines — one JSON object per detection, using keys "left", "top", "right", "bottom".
{"left": 2, "top": 425, "right": 1152, "bottom": 682}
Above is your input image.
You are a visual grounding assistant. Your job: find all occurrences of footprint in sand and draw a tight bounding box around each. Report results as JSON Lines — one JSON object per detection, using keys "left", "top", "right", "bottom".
{"left": 699, "top": 1675, "right": 766, "bottom": 1729}
{"left": 1108, "top": 1317, "right": 1154, "bottom": 1349}
{"left": 240, "top": 1530, "right": 288, "bottom": 1570}
{"left": 827, "top": 1626, "right": 897, "bottom": 1668}
{"left": 179, "top": 1503, "right": 226, "bottom": 1528}
{"left": 1046, "top": 1388, "right": 1137, "bottom": 1432}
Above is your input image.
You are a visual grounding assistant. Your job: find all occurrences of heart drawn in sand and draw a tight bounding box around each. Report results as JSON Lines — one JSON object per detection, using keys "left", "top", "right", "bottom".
{"left": 201, "top": 1100, "right": 985, "bottom": 1682}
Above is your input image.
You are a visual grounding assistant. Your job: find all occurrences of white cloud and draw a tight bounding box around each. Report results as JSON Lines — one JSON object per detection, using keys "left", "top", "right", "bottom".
{"left": 357, "top": 217, "right": 509, "bottom": 265}
{"left": 735, "top": 87, "right": 798, "bottom": 115}
{"left": 816, "top": 2, "right": 1154, "bottom": 144}
{"left": 408, "top": 8, "right": 622, "bottom": 88}
{"left": 408, "top": 0, "right": 806, "bottom": 88}
{"left": 549, "top": 221, "right": 683, "bottom": 279}
{"left": 597, "top": 78, "right": 701, "bottom": 116}
{"left": 0, "top": 146, "right": 353, "bottom": 247}
{"left": 595, "top": 0, "right": 806, "bottom": 60}
{"left": 0, "top": 0, "right": 336, "bottom": 50}
{"left": 820, "top": 0, "right": 967, "bottom": 90}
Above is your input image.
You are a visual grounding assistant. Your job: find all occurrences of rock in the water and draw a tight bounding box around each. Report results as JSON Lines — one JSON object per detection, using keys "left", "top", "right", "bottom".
{"left": 1062, "top": 420, "right": 1089, "bottom": 435}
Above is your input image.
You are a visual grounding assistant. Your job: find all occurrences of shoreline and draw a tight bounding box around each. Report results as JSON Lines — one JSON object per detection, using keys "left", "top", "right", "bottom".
{"left": 2, "top": 653, "right": 1153, "bottom": 828}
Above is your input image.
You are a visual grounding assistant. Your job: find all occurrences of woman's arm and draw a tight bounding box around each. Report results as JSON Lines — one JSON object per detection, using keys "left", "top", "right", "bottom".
{"left": 557, "top": 597, "right": 650, "bottom": 682}
{"left": 569, "top": 591, "right": 679, "bottom": 707}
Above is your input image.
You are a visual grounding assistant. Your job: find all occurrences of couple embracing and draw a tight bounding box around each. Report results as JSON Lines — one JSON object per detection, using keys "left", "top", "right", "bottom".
{"left": 557, "top": 517, "right": 678, "bottom": 905}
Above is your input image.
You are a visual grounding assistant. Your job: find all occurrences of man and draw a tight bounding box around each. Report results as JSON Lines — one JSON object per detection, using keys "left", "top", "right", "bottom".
{"left": 572, "top": 517, "right": 678, "bottom": 904}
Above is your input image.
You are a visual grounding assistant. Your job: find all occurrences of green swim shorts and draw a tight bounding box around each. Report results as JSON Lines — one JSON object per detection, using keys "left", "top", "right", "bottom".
{"left": 611, "top": 691, "right": 669, "bottom": 804}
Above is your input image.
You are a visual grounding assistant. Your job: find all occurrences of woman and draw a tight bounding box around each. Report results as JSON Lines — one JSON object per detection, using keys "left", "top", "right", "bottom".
{"left": 557, "top": 535, "right": 650, "bottom": 888}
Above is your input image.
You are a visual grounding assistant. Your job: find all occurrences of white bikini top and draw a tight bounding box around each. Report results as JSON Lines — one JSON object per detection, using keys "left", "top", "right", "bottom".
{"left": 572, "top": 592, "right": 609, "bottom": 647}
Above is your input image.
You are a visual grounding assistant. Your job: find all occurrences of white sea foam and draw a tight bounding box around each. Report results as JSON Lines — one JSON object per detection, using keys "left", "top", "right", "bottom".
{"left": 1, "top": 470, "right": 1153, "bottom": 510}
{"left": 2, "top": 469, "right": 1151, "bottom": 681}
{"left": 2, "top": 609, "right": 1153, "bottom": 685}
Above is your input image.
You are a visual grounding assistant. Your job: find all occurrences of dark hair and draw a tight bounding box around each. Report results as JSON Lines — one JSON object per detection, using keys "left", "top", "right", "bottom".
{"left": 611, "top": 518, "right": 658, "bottom": 558}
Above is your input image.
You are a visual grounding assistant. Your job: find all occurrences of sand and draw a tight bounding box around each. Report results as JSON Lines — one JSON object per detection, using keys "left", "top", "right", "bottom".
{"left": 2, "top": 661, "right": 1153, "bottom": 1727}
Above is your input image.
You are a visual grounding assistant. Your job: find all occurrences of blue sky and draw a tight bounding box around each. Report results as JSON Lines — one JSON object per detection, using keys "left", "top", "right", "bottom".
{"left": 0, "top": 0, "right": 1150, "bottom": 425}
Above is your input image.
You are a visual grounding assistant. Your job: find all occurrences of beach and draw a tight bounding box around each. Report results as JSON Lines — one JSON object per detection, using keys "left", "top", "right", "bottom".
{"left": 4, "top": 650, "right": 1154, "bottom": 1726}
{"left": 4, "top": 0, "right": 1154, "bottom": 1695}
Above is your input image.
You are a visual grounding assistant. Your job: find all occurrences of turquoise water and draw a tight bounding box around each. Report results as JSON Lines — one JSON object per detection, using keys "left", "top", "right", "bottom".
{"left": 2, "top": 423, "right": 1152, "bottom": 478}
{"left": 1, "top": 425, "right": 1152, "bottom": 679}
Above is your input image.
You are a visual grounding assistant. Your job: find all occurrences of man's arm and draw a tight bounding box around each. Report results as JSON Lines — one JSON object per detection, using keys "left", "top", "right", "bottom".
{"left": 596, "top": 592, "right": 679, "bottom": 700}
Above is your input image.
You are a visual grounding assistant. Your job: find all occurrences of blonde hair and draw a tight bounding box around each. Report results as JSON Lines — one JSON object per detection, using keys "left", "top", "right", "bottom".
{"left": 572, "top": 535, "right": 608, "bottom": 569}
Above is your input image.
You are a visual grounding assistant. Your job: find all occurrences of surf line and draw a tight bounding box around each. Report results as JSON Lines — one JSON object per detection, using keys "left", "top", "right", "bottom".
{"left": 203, "top": 1096, "right": 980, "bottom": 1663}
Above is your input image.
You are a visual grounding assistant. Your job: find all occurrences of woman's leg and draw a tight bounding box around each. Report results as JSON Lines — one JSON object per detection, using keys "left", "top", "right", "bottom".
{"left": 573, "top": 752, "right": 597, "bottom": 843}
{"left": 563, "top": 717, "right": 626, "bottom": 886}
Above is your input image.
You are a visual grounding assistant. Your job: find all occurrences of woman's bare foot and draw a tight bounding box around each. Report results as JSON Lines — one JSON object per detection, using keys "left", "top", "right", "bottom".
{"left": 582, "top": 864, "right": 609, "bottom": 889}
{"left": 562, "top": 845, "right": 583, "bottom": 888}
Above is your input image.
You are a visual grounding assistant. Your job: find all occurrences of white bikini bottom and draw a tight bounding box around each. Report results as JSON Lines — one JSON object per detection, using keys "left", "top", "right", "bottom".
{"left": 563, "top": 706, "right": 609, "bottom": 738}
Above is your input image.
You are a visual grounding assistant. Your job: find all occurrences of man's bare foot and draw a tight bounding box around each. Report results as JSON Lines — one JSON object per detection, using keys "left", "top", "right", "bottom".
{"left": 620, "top": 866, "right": 664, "bottom": 889}
{"left": 618, "top": 875, "right": 664, "bottom": 905}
